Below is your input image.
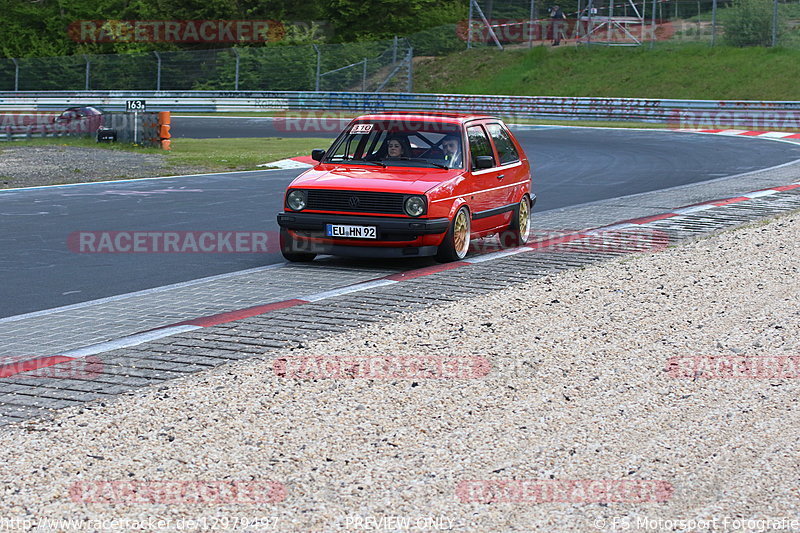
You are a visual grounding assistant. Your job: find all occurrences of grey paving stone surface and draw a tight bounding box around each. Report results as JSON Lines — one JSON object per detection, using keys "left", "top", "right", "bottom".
{"left": 0, "top": 264, "right": 403, "bottom": 360}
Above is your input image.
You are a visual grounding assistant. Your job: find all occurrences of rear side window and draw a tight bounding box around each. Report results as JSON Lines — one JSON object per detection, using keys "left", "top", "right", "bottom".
{"left": 486, "top": 123, "right": 520, "bottom": 165}
{"left": 467, "top": 125, "right": 494, "bottom": 169}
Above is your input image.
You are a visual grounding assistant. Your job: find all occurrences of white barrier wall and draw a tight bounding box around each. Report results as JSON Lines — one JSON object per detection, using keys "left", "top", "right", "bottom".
{"left": 1, "top": 91, "right": 799, "bottom": 128}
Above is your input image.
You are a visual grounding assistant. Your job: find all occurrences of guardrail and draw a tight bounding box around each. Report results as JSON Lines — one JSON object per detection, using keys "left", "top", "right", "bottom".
{"left": 0, "top": 111, "right": 170, "bottom": 147}
{"left": 1, "top": 91, "right": 799, "bottom": 127}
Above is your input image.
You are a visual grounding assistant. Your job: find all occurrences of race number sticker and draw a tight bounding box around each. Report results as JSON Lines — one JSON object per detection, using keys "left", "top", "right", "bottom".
{"left": 351, "top": 124, "right": 374, "bottom": 134}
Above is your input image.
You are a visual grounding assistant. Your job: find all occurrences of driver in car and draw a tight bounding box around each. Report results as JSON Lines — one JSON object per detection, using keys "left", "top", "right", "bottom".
{"left": 441, "top": 135, "right": 463, "bottom": 168}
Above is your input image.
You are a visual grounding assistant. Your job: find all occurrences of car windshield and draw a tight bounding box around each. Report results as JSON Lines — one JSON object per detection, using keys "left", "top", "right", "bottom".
{"left": 324, "top": 120, "right": 465, "bottom": 170}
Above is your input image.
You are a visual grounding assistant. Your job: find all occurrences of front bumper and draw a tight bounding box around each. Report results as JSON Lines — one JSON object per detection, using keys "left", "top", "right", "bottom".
{"left": 277, "top": 212, "right": 450, "bottom": 239}
{"left": 277, "top": 212, "right": 450, "bottom": 258}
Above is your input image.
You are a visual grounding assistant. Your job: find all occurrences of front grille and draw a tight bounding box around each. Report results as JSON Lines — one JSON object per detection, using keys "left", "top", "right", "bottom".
{"left": 305, "top": 189, "right": 407, "bottom": 215}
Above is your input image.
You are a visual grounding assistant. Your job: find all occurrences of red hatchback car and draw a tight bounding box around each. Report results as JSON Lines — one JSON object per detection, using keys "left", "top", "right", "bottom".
{"left": 277, "top": 112, "right": 535, "bottom": 262}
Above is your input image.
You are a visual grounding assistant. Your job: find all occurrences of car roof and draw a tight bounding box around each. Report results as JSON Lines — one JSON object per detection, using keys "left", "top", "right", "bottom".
{"left": 354, "top": 111, "right": 500, "bottom": 124}
{"left": 64, "top": 106, "right": 102, "bottom": 113}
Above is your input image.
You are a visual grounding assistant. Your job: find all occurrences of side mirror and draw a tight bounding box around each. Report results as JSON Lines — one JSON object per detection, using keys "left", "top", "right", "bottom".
{"left": 311, "top": 149, "right": 326, "bottom": 162}
{"left": 474, "top": 155, "right": 494, "bottom": 169}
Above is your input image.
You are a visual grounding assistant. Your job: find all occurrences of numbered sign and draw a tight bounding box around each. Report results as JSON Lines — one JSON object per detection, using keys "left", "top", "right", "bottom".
{"left": 126, "top": 100, "right": 147, "bottom": 112}
{"left": 350, "top": 123, "right": 373, "bottom": 134}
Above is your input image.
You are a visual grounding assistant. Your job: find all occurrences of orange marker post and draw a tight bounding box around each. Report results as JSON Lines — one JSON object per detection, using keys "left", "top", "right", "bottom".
{"left": 158, "top": 111, "right": 171, "bottom": 150}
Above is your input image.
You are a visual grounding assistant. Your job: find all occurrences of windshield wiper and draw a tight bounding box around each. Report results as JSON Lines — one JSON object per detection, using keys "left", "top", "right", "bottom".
{"left": 382, "top": 157, "right": 448, "bottom": 169}
{"left": 329, "top": 158, "right": 386, "bottom": 168}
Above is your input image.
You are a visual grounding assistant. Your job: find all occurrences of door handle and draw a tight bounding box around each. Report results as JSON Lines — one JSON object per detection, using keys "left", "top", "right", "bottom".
{"left": 497, "top": 174, "right": 505, "bottom": 180}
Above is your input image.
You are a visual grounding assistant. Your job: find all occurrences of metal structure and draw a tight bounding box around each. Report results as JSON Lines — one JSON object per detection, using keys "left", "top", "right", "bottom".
{"left": 465, "top": 0, "right": 800, "bottom": 48}
{"left": 467, "top": 0, "right": 650, "bottom": 47}
{"left": 578, "top": 0, "right": 647, "bottom": 45}
{"left": 468, "top": 0, "right": 506, "bottom": 49}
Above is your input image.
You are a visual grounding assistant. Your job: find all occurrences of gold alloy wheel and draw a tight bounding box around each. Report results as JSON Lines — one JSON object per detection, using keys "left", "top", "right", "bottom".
{"left": 518, "top": 196, "right": 530, "bottom": 242}
{"left": 453, "top": 208, "right": 470, "bottom": 258}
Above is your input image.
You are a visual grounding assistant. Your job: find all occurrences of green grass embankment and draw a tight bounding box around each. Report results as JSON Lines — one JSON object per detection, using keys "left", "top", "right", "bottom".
{"left": 415, "top": 44, "right": 800, "bottom": 100}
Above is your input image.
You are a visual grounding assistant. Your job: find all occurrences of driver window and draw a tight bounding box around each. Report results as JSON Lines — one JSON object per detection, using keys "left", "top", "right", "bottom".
{"left": 467, "top": 125, "right": 495, "bottom": 170}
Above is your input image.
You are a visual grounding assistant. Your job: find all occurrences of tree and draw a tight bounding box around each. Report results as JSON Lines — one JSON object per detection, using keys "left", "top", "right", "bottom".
{"left": 323, "top": 0, "right": 466, "bottom": 41}
{"left": 722, "top": 0, "right": 783, "bottom": 47}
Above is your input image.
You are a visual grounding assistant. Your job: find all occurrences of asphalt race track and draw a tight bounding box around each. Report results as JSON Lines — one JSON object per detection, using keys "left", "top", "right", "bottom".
{"left": 172, "top": 116, "right": 800, "bottom": 213}
{"left": 2, "top": 119, "right": 799, "bottom": 319}
{"left": 169, "top": 115, "right": 349, "bottom": 139}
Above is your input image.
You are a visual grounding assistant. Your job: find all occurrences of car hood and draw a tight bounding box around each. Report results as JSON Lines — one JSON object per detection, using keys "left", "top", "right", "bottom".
{"left": 290, "top": 165, "right": 462, "bottom": 195}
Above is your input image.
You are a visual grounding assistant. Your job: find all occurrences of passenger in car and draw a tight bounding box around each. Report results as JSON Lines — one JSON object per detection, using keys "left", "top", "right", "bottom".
{"left": 386, "top": 136, "right": 409, "bottom": 158}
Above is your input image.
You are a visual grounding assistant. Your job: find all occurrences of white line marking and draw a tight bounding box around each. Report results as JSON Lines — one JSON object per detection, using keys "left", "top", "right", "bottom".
{"left": 507, "top": 124, "right": 561, "bottom": 130}
{"left": 680, "top": 130, "right": 798, "bottom": 145}
{"left": 303, "top": 279, "right": 398, "bottom": 302}
{"left": 257, "top": 158, "right": 313, "bottom": 169}
{"left": 759, "top": 132, "right": 795, "bottom": 138}
{"left": 583, "top": 223, "right": 637, "bottom": 233}
{"left": 743, "top": 190, "right": 778, "bottom": 198}
{"left": 672, "top": 204, "right": 717, "bottom": 215}
{"left": 0, "top": 168, "right": 294, "bottom": 193}
{"left": 0, "top": 263, "right": 286, "bottom": 325}
{"left": 58, "top": 325, "right": 201, "bottom": 358}
{"left": 510, "top": 123, "right": 670, "bottom": 132}
{"left": 463, "top": 248, "right": 527, "bottom": 263}
{"left": 673, "top": 129, "right": 800, "bottom": 147}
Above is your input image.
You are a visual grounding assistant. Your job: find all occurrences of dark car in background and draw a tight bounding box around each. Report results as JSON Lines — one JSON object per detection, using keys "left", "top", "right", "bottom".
{"left": 1, "top": 106, "right": 106, "bottom": 138}
{"left": 54, "top": 106, "right": 105, "bottom": 134}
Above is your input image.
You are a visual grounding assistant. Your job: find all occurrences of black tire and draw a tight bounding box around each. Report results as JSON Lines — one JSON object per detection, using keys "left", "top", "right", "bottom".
{"left": 436, "top": 206, "right": 471, "bottom": 263}
{"left": 280, "top": 229, "right": 316, "bottom": 262}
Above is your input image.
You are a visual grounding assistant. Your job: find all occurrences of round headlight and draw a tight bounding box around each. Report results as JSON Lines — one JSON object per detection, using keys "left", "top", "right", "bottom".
{"left": 404, "top": 196, "right": 425, "bottom": 217}
{"left": 287, "top": 190, "right": 307, "bottom": 211}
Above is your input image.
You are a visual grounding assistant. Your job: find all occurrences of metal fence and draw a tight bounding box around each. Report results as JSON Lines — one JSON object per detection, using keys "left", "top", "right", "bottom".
{"left": 467, "top": 0, "right": 800, "bottom": 47}
{"left": 0, "top": 39, "right": 414, "bottom": 93}
{"left": 2, "top": 91, "right": 799, "bottom": 129}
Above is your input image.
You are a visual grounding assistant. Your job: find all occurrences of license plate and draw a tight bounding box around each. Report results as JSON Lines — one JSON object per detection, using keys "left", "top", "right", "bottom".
{"left": 325, "top": 224, "right": 377, "bottom": 239}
